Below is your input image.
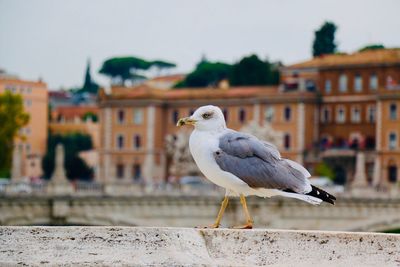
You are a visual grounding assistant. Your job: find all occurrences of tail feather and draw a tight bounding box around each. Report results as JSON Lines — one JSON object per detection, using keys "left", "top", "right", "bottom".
{"left": 306, "top": 185, "right": 336, "bottom": 205}
{"left": 283, "top": 185, "right": 336, "bottom": 205}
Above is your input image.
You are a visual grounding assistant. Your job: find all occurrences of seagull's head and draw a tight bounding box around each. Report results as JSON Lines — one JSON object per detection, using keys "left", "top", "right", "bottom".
{"left": 177, "top": 105, "right": 226, "bottom": 131}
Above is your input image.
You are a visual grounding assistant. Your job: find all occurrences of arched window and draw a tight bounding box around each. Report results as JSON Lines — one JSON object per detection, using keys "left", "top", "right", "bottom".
{"left": 116, "top": 164, "right": 124, "bottom": 179}
{"left": 284, "top": 133, "right": 291, "bottom": 150}
{"left": 133, "top": 108, "right": 143, "bottom": 124}
{"left": 117, "top": 134, "right": 124, "bottom": 149}
{"left": 189, "top": 109, "right": 195, "bottom": 116}
{"left": 336, "top": 106, "right": 346, "bottom": 123}
{"left": 117, "top": 109, "right": 125, "bottom": 124}
{"left": 265, "top": 107, "right": 274, "bottom": 122}
{"left": 369, "top": 74, "right": 378, "bottom": 90}
{"left": 390, "top": 103, "right": 397, "bottom": 120}
{"left": 133, "top": 164, "right": 141, "bottom": 181}
{"left": 324, "top": 80, "right": 331, "bottom": 93}
{"left": 354, "top": 74, "right": 363, "bottom": 92}
{"left": 339, "top": 74, "right": 347, "bottom": 92}
{"left": 172, "top": 110, "right": 179, "bottom": 124}
{"left": 134, "top": 134, "right": 141, "bottom": 149}
{"left": 238, "top": 108, "right": 246, "bottom": 123}
{"left": 389, "top": 132, "right": 397, "bottom": 150}
{"left": 284, "top": 106, "right": 291, "bottom": 121}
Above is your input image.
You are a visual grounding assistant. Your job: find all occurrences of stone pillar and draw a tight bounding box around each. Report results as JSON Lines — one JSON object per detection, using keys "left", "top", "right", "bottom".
{"left": 48, "top": 144, "right": 73, "bottom": 195}
{"left": 103, "top": 108, "right": 112, "bottom": 182}
{"left": 296, "top": 103, "right": 305, "bottom": 164}
{"left": 352, "top": 152, "right": 368, "bottom": 187}
{"left": 11, "top": 145, "right": 22, "bottom": 181}
{"left": 143, "top": 106, "right": 156, "bottom": 184}
{"left": 372, "top": 155, "right": 381, "bottom": 187}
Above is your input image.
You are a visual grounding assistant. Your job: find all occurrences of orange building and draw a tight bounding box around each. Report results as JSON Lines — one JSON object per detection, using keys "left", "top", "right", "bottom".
{"left": 282, "top": 48, "right": 400, "bottom": 186}
{"left": 98, "top": 85, "right": 317, "bottom": 183}
{"left": 0, "top": 75, "right": 48, "bottom": 178}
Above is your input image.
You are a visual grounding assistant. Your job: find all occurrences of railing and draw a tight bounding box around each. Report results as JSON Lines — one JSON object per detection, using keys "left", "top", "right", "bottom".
{"left": 0, "top": 180, "right": 224, "bottom": 197}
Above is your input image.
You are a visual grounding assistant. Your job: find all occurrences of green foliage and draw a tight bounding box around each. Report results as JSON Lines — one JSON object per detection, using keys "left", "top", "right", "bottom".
{"left": 82, "top": 112, "right": 98, "bottom": 122}
{"left": 79, "top": 60, "right": 99, "bottom": 94}
{"left": 176, "top": 61, "right": 232, "bottom": 88}
{"left": 99, "top": 56, "right": 152, "bottom": 85}
{"left": 229, "top": 55, "right": 280, "bottom": 86}
{"left": 151, "top": 60, "right": 176, "bottom": 69}
{"left": 0, "top": 92, "right": 30, "bottom": 177}
{"left": 42, "top": 133, "right": 93, "bottom": 181}
{"left": 312, "top": 21, "right": 337, "bottom": 57}
{"left": 314, "top": 162, "right": 335, "bottom": 180}
{"left": 359, "top": 44, "right": 385, "bottom": 52}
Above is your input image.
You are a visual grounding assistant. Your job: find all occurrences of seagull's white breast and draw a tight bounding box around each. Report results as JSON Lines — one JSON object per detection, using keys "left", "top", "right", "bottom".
{"left": 189, "top": 129, "right": 249, "bottom": 192}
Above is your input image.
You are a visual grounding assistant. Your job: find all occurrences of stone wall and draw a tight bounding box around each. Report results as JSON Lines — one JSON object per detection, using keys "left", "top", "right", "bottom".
{"left": 0, "top": 227, "right": 399, "bottom": 266}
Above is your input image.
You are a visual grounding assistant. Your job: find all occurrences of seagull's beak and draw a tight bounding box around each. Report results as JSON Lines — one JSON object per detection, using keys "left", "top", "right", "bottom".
{"left": 177, "top": 117, "right": 197, "bottom": 127}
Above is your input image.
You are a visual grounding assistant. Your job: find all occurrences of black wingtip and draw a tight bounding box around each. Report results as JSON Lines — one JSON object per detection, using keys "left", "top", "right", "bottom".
{"left": 307, "top": 185, "right": 336, "bottom": 205}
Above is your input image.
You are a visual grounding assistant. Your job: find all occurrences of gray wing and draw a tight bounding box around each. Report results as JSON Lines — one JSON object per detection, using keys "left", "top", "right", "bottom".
{"left": 214, "top": 130, "right": 310, "bottom": 193}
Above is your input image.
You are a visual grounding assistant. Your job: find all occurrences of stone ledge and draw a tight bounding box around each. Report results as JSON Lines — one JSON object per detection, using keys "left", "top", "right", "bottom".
{"left": 0, "top": 227, "right": 399, "bottom": 266}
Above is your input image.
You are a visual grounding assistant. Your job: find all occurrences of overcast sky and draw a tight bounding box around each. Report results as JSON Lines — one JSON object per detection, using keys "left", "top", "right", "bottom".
{"left": 1, "top": 0, "right": 399, "bottom": 89}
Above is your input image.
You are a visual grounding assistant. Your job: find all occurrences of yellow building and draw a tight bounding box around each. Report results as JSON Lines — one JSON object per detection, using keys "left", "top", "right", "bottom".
{"left": 0, "top": 76, "right": 48, "bottom": 178}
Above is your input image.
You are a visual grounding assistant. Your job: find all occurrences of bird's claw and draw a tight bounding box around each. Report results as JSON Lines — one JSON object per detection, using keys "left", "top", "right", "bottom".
{"left": 195, "top": 223, "right": 219, "bottom": 229}
{"left": 231, "top": 223, "right": 253, "bottom": 229}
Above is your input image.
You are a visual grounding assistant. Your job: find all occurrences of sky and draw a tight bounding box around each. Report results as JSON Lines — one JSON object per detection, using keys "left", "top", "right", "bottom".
{"left": 1, "top": 0, "right": 399, "bottom": 89}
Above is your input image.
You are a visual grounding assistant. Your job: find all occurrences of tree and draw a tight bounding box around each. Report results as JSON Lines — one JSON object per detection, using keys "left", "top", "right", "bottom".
{"left": 0, "top": 92, "right": 30, "bottom": 177}
{"left": 79, "top": 59, "right": 99, "bottom": 94}
{"left": 229, "top": 55, "right": 280, "bottom": 86}
{"left": 359, "top": 44, "right": 385, "bottom": 52}
{"left": 240, "top": 121, "right": 283, "bottom": 149}
{"left": 42, "top": 133, "right": 93, "bottom": 181}
{"left": 312, "top": 21, "right": 337, "bottom": 57}
{"left": 151, "top": 60, "right": 176, "bottom": 75}
{"left": 99, "top": 56, "right": 152, "bottom": 86}
{"left": 175, "top": 60, "right": 232, "bottom": 88}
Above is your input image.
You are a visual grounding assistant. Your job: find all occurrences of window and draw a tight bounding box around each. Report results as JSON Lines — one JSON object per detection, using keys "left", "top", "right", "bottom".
{"left": 265, "top": 107, "right": 274, "bottom": 122}
{"left": 354, "top": 74, "right": 362, "bottom": 92}
{"left": 369, "top": 74, "right": 378, "bottom": 90}
{"left": 134, "top": 134, "right": 141, "bottom": 149}
{"left": 25, "top": 99, "right": 32, "bottom": 107}
{"left": 116, "top": 164, "right": 124, "bottom": 179}
{"left": 26, "top": 143, "right": 31, "bottom": 153}
{"left": 284, "top": 106, "right": 291, "bottom": 121}
{"left": 238, "top": 108, "right": 246, "bottom": 123}
{"left": 321, "top": 107, "right": 330, "bottom": 123}
{"left": 133, "top": 109, "right": 143, "bottom": 125}
{"left": 351, "top": 106, "right": 361, "bottom": 123}
{"left": 172, "top": 110, "right": 179, "bottom": 124}
{"left": 133, "top": 164, "right": 141, "bottom": 181}
{"left": 189, "top": 109, "right": 195, "bottom": 116}
{"left": 324, "top": 80, "right": 332, "bottom": 93}
{"left": 222, "top": 108, "right": 228, "bottom": 122}
{"left": 284, "top": 133, "right": 291, "bottom": 150}
{"left": 336, "top": 106, "right": 346, "bottom": 123}
{"left": 390, "top": 104, "right": 397, "bottom": 120}
{"left": 117, "top": 134, "right": 124, "bottom": 149}
{"left": 367, "top": 105, "right": 376, "bottom": 123}
{"left": 339, "top": 74, "right": 347, "bottom": 92}
{"left": 389, "top": 133, "right": 397, "bottom": 150}
{"left": 388, "top": 165, "right": 398, "bottom": 183}
{"left": 117, "top": 109, "right": 125, "bottom": 124}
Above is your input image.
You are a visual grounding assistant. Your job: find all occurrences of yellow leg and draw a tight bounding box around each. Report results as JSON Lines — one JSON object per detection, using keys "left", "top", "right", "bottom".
{"left": 233, "top": 195, "right": 253, "bottom": 229}
{"left": 197, "top": 196, "right": 229, "bottom": 228}
{"left": 213, "top": 196, "right": 229, "bottom": 227}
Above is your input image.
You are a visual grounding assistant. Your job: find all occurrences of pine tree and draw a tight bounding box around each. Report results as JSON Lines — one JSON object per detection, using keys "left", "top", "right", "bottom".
{"left": 312, "top": 22, "right": 337, "bottom": 57}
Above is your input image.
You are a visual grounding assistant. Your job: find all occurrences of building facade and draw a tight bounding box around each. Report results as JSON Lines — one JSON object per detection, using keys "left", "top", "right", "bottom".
{"left": 99, "top": 48, "right": 400, "bottom": 187}
{"left": 0, "top": 76, "right": 48, "bottom": 178}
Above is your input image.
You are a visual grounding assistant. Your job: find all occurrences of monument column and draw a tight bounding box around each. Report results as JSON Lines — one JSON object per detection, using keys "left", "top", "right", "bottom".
{"left": 11, "top": 145, "right": 22, "bottom": 182}
{"left": 143, "top": 105, "right": 156, "bottom": 184}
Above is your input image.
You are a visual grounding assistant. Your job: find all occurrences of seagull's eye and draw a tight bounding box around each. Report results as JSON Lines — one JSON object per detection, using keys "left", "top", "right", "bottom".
{"left": 202, "top": 112, "right": 212, "bottom": 119}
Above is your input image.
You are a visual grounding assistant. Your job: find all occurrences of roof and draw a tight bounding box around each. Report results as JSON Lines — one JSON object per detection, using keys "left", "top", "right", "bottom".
{"left": 99, "top": 84, "right": 315, "bottom": 102}
{"left": 53, "top": 106, "right": 99, "bottom": 120}
{"left": 286, "top": 48, "right": 400, "bottom": 70}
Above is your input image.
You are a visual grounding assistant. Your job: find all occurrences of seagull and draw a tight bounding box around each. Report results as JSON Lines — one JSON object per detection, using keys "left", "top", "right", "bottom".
{"left": 177, "top": 105, "right": 336, "bottom": 229}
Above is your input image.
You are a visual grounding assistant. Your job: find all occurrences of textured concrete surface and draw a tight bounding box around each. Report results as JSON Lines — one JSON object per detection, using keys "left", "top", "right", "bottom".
{"left": 0, "top": 227, "right": 399, "bottom": 266}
